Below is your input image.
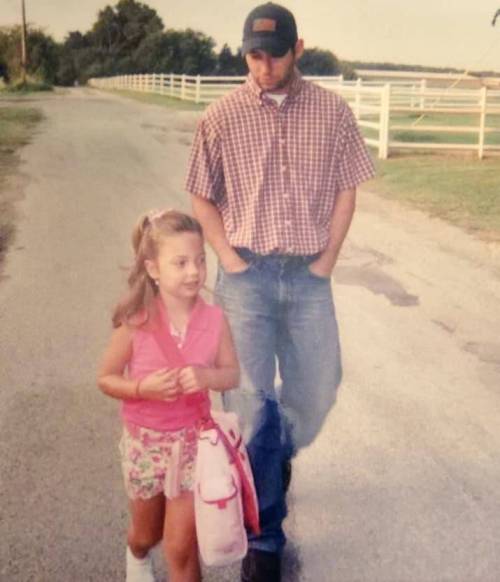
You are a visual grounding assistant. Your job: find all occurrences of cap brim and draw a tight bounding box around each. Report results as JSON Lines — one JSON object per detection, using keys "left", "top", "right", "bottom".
{"left": 242, "top": 37, "right": 291, "bottom": 57}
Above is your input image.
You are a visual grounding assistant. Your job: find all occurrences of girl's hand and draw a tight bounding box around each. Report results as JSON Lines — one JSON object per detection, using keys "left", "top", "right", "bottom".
{"left": 138, "top": 368, "right": 181, "bottom": 401}
{"left": 178, "top": 366, "right": 208, "bottom": 394}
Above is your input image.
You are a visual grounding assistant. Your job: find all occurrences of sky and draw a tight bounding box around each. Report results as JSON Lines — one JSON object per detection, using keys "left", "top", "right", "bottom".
{"left": 2, "top": 0, "right": 500, "bottom": 72}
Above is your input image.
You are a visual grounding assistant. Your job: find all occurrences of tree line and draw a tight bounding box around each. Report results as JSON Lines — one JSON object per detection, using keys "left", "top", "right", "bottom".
{"left": 0, "top": 0, "right": 355, "bottom": 87}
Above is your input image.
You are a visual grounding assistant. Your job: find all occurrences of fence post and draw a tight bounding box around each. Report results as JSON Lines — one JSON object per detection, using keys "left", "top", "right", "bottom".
{"left": 159, "top": 73, "right": 165, "bottom": 95}
{"left": 195, "top": 75, "right": 202, "bottom": 104}
{"left": 181, "top": 74, "right": 186, "bottom": 100}
{"left": 355, "top": 77, "right": 361, "bottom": 119}
{"left": 379, "top": 84, "right": 391, "bottom": 159}
{"left": 419, "top": 79, "right": 427, "bottom": 110}
{"left": 170, "top": 73, "right": 175, "bottom": 97}
{"left": 478, "top": 86, "right": 487, "bottom": 160}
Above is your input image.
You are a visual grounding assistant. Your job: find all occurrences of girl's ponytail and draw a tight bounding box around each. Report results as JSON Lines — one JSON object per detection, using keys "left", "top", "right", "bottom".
{"left": 112, "top": 213, "right": 157, "bottom": 328}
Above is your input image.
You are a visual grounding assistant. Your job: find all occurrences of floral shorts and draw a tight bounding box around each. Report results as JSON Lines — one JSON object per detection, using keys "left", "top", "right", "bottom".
{"left": 119, "top": 424, "right": 198, "bottom": 500}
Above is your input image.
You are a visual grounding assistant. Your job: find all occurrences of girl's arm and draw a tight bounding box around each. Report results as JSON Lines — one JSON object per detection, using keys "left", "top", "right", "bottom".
{"left": 97, "top": 325, "right": 181, "bottom": 401}
{"left": 179, "top": 314, "right": 240, "bottom": 394}
{"left": 97, "top": 325, "right": 138, "bottom": 400}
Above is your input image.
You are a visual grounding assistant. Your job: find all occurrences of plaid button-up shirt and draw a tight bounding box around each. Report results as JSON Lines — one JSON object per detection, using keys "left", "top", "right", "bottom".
{"left": 186, "top": 71, "right": 375, "bottom": 255}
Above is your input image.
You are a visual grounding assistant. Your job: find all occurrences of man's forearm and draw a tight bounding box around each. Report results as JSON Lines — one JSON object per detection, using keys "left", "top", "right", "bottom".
{"left": 191, "top": 195, "right": 245, "bottom": 269}
{"left": 315, "top": 188, "right": 356, "bottom": 273}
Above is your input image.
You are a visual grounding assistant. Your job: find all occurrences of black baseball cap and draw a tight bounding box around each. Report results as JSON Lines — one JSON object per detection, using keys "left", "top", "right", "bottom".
{"left": 242, "top": 3, "right": 298, "bottom": 57}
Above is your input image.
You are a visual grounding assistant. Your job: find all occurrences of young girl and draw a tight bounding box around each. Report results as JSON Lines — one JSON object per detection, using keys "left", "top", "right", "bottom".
{"left": 97, "top": 209, "right": 239, "bottom": 582}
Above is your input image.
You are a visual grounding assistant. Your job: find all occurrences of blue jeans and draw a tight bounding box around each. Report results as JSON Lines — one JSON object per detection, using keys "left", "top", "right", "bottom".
{"left": 215, "top": 249, "right": 342, "bottom": 554}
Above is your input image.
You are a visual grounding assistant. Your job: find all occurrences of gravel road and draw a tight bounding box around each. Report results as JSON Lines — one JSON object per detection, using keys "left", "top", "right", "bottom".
{"left": 1, "top": 88, "right": 499, "bottom": 582}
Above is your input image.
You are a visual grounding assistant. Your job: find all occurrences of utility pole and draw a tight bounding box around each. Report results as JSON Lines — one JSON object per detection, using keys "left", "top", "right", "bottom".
{"left": 20, "top": 0, "right": 28, "bottom": 84}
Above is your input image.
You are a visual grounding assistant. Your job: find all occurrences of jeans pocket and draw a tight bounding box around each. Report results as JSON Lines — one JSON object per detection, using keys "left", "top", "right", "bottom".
{"left": 306, "top": 265, "right": 331, "bottom": 282}
{"left": 223, "top": 260, "right": 254, "bottom": 277}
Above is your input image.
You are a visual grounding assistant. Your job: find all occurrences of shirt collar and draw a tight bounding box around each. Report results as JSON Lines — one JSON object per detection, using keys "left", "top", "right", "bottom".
{"left": 156, "top": 295, "right": 209, "bottom": 333}
{"left": 245, "top": 68, "right": 304, "bottom": 103}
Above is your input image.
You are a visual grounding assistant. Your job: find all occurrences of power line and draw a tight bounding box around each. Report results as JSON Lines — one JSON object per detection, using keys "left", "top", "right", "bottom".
{"left": 411, "top": 14, "right": 500, "bottom": 127}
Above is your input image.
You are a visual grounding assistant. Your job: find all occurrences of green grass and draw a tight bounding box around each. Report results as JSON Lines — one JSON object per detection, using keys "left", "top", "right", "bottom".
{"left": 372, "top": 155, "right": 500, "bottom": 241}
{"left": 390, "top": 112, "right": 500, "bottom": 146}
{"left": 360, "top": 112, "right": 500, "bottom": 146}
{"left": 0, "top": 107, "right": 43, "bottom": 149}
{"left": 357, "top": 109, "right": 500, "bottom": 241}
{"left": 0, "top": 79, "right": 53, "bottom": 94}
{"left": 0, "top": 106, "right": 43, "bottom": 266}
{"left": 102, "top": 89, "right": 205, "bottom": 111}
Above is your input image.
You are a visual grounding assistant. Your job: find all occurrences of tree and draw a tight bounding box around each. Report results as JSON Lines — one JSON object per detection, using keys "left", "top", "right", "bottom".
{"left": 214, "top": 44, "right": 247, "bottom": 75}
{"left": 177, "top": 29, "right": 216, "bottom": 74}
{"left": 0, "top": 61, "right": 8, "bottom": 82}
{"left": 57, "top": 31, "right": 97, "bottom": 85}
{"left": 298, "top": 48, "right": 341, "bottom": 75}
{"left": 27, "top": 30, "right": 60, "bottom": 84}
{"left": 90, "top": 0, "right": 163, "bottom": 58}
{"left": 117, "top": 0, "right": 163, "bottom": 48}
{"left": 132, "top": 31, "right": 175, "bottom": 72}
{"left": 0, "top": 27, "right": 22, "bottom": 80}
{"left": 0, "top": 25, "right": 59, "bottom": 84}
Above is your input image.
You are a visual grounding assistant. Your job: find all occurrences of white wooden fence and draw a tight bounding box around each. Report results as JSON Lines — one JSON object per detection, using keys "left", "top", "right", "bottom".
{"left": 89, "top": 74, "right": 500, "bottom": 159}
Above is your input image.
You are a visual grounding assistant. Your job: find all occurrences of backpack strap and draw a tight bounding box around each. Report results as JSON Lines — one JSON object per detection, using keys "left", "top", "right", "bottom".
{"left": 149, "top": 297, "right": 211, "bottom": 415}
{"left": 204, "top": 419, "right": 261, "bottom": 536}
{"left": 150, "top": 297, "right": 187, "bottom": 368}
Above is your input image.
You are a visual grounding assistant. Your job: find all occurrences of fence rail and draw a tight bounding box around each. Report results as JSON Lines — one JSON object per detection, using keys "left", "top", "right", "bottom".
{"left": 89, "top": 74, "right": 500, "bottom": 159}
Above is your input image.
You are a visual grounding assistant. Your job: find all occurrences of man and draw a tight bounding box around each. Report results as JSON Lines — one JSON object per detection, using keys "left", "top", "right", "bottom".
{"left": 186, "top": 3, "right": 375, "bottom": 580}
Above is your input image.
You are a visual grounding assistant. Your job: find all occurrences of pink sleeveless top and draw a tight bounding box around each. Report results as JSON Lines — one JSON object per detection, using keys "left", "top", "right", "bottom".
{"left": 122, "top": 297, "right": 223, "bottom": 431}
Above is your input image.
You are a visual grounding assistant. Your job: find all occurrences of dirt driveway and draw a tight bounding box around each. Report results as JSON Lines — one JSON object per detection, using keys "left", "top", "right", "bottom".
{"left": 1, "top": 88, "right": 499, "bottom": 581}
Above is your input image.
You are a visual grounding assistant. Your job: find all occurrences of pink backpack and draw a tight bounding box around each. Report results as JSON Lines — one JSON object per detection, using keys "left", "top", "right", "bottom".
{"left": 150, "top": 302, "right": 260, "bottom": 566}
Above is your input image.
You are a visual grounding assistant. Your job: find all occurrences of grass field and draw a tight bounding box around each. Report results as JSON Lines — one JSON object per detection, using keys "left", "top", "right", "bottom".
{"left": 389, "top": 112, "right": 500, "bottom": 146}
{"left": 0, "top": 106, "right": 43, "bottom": 267}
{"left": 361, "top": 112, "right": 500, "bottom": 147}
{"left": 373, "top": 154, "right": 500, "bottom": 241}
{"left": 355, "top": 107, "right": 500, "bottom": 241}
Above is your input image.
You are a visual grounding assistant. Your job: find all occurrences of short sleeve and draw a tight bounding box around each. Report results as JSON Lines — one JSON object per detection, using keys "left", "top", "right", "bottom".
{"left": 185, "top": 113, "right": 225, "bottom": 202}
{"left": 335, "top": 104, "right": 376, "bottom": 194}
